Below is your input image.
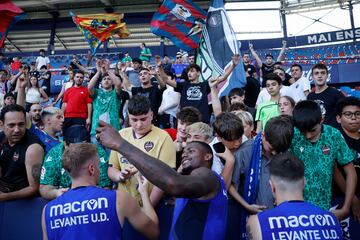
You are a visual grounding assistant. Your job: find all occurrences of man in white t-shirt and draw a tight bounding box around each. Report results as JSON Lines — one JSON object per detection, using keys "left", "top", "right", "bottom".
{"left": 35, "top": 49, "right": 50, "bottom": 71}
{"left": 287, "top": 64, "right": 310, "bottom": 103}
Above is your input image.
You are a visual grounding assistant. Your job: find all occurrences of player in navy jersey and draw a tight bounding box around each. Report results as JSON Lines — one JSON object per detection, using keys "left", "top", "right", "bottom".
{"left": 42, "top": 143, "right": 159, "bottom": 240}
{"left": 97, "top": 122, "right": 232, "bottom": 239}
{"left": 246, "top": 152, "right": 342, "bottom": 240}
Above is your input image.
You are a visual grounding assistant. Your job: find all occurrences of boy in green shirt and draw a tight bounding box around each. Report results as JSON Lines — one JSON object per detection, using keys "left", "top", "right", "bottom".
{"left": 255, "top": 73, "right": 281, "bottom": 132}
{"left": 291, "top": 100, "right": 357, "bottom": 220}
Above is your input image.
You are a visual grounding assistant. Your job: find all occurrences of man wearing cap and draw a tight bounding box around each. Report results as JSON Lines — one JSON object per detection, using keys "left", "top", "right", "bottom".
{"left": 39, "top": 125, "right": 112, "bottom": 200}
{"left": 172, "top": 52, "right": 188, "bottom": 82}
{"left": 125, "top": 58, "right": 142, "bottom": 88}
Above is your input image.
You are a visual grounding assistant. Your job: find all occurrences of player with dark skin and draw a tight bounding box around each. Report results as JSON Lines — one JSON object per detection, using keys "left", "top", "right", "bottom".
{"left": 96, "top": 121, "right": 223, "bottom": 199}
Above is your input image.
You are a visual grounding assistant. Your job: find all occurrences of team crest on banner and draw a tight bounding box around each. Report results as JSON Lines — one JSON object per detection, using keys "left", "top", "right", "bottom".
{"left": 150, "top": 0, "right": 207, "bottom": 51}
{"left": 70, "top": 12, "right": 130, "bottom": 54}
{"left": 197, "top": 0, "right": 246, "bottom": 97}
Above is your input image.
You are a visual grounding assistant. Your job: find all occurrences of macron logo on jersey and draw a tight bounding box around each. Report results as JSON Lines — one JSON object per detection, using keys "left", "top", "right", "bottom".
{"left": 50, "top": 197, "right": 108, "bottom": 217}
{"left": 268, "top": 214, "right": 336, "bottom": 229}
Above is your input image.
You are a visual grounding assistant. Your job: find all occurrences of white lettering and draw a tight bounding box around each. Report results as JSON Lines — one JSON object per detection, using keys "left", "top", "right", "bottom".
{"left": 273, "top": 230, "right": 321, "bottom": 240}
{"left": 268, "top": 214, "right": 337, "bottom": 229}
{"left": 308, "top": 35, "right": 317, "bottom": 44}
{"left": 54, "top": 80, "right": 63, "bottom": 86}
{"left": 355, "top": 29, "right": 360, "bottom": 38}
{"left": 299, "top": 215, "right": 309, "bottom": 227}
{"left": 318, "top": 34, "right": 328, "bottom": 43}
{"left": 344, "top": 30, "right": 354, "bottom": 40}
{"left": 50, "top": 215, "right": 89, "bottom": 229}
{"left": 49, "top": 197, "right": 109, "bottom": 217}
{"left": 336, "top": 32, "right": 344, "bottom": 41}
{"left": 269, "top": 216, "right": 289, "bottom": 229}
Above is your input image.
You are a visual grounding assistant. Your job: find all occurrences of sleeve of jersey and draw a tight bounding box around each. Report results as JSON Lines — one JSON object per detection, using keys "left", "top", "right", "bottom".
{"left": 255, "top": 104, "right": 261, "bottom": 122}
{"left": 158, "top": 134, "right": 176, "bottom": 168}
{"left": 40, "top": 150, "right": 60, "bottom": 186}
{"left": 97, "top": 147, "right": 113, "bottom": 187}
{"left": 335, "top": 129, "right": 357, "bottom": 166}
{"left": 109, "top": 150, "right": 121, "bottom": 170}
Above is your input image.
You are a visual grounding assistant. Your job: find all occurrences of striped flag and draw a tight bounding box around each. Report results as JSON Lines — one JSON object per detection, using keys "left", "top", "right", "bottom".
{"left": 70, "top": 12, "right": 130, "bottom": 54}
{"left": 150, "top": 0, "right": 207, "bottom": 51}
{"left": 197, "top": 0, "right": 246, "bottom": 97}
{"left": 0, "top": 0, "right": 26, "bottom": 47}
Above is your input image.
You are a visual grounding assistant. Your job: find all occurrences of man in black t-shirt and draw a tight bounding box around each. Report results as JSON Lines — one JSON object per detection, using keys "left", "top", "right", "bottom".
{"left": 29, "top": 62, "right": 40, "bottom": 79}
{"left": 307, "top": 63, "right": 345, "bottom": 128}
{"left": 0, "top": 104, "right": 44, "bottom": 200}
{"left": 166, "top": 55, "right": 241, "bottom": 123}
{"left": 242, "top": 52, "right": 256, "bottom": 78}
{"left": 39, "top": 65, "right": 51, "bottom": 96}
{"left": 121, "top": 67, "right": 166, "bottom": 126}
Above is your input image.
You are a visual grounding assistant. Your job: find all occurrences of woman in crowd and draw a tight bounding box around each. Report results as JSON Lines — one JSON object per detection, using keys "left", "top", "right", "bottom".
{"left": 278, "top": 95, "right": 295, "bottom": 116}
{"left": 25, "top": 75, "right": 48, "bottom": 111}
{"left": 52, "top": 69, "right": 74, "bottom": 106}
{"left": 234, "top": 110, "right": 255, "bottom": 139}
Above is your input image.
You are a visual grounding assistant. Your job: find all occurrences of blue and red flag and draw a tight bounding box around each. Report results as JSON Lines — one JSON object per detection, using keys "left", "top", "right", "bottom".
{"left": 197, "top": 0, "right": 246, "bottom": 98}
{"left": 150, "top": 0, "right": 207, "bottom": 51}
{"left": 0, "top": 0, "right": 26, "bottom": 48}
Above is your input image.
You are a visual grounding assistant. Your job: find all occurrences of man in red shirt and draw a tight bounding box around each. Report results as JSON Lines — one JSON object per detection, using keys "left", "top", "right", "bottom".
{"left": 61, "top": 71, "right": 92, "bottom": 134}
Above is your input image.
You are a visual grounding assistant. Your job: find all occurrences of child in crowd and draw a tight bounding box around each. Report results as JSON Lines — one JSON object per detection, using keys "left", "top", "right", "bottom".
{"left": 255, "top": 73, "right": 282, "bottom": 132}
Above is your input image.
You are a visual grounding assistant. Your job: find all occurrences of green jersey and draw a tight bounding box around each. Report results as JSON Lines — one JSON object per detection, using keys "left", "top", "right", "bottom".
{"left": 291, "top": 125, "right": 355, "bottom": 210}
{"left": 40, "top": 142, "right": 112, "bottom": 188}
{"left": 90, "top": 88, "right": 122, "bottom": 135}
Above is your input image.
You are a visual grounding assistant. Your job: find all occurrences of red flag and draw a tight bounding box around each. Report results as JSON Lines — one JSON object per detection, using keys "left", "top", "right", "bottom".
{"left": 0, "top": 0, "right": 26, "bottom": 47}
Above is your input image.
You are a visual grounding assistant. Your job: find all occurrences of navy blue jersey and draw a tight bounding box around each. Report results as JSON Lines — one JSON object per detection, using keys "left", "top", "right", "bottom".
{"left": 258, "top": 200, "right": 342, "bottom": 240}
{"left": 45, "top": 186, "right": 122, "bottom": 240}
{"left": 169, "top": 172, "right": 228, "bottom": 240}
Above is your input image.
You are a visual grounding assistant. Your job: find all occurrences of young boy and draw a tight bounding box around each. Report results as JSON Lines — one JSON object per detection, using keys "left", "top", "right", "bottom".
{"left": 334, "top": 97, "right": 360, "bottom": 238}
{"left": 228, "top": 88, "right": 256, "bottom": 118}
{"left": 230, "top": 116, "right": 294, "bottom": 239}
{"left": 291, "top": 100, "right": 357, "bottom": 220}
{"left": 255, "top": 73, "right": 281, "bottom": 132}
{"left": 166, "top": 55, "right": 240, "bottom": 123}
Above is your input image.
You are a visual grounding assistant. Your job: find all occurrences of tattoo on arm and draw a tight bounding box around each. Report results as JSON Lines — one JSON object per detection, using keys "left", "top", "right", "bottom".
{"left": 32, "top": 163, "right": 42, "bottom": 184}
{"left": 246, "top": 224, "right": 253, "bottom": 240}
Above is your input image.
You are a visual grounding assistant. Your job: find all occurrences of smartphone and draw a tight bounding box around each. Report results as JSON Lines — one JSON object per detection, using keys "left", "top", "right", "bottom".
{"left": 213, "top": 142, "right": 225, "bottom": 153}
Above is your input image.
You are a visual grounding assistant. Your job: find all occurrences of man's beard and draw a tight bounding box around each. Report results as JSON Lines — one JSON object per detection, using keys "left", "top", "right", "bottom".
{"left": 33, "top": 115, "right": 41, "bottom": 122}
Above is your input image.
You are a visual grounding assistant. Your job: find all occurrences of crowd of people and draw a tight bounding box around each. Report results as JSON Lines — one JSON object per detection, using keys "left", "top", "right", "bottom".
{"left": 0, "top": 41, "right": 359, "bottom": 240}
